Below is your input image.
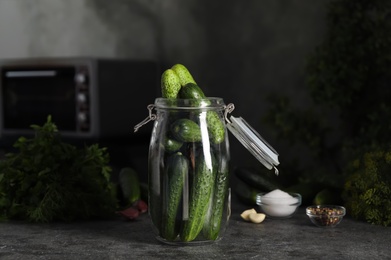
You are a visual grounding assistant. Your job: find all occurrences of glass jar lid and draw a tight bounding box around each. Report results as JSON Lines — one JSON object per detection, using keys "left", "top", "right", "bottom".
{"left": 226, "top": 114, "right": 279, "bottom": 175}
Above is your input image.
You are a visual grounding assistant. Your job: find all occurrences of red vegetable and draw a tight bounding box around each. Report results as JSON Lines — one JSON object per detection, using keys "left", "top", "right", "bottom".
{"left": 117, "top": 200, "right": 148, "bottom": 220}
{"left": 134, "top": 200, "right": 148, "bottom": 214}
{"left": 117, "top": 207, "right": 140, "bottom": 220}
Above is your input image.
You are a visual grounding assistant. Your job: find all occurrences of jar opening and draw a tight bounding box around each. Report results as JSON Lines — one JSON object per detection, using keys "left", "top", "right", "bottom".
{"left": 154, "top": 97, "right": 225, "bottom": 110}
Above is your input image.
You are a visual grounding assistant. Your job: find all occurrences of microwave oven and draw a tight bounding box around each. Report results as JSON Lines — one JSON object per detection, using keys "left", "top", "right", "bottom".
{"left": 0, "top": 58, "right": 159, "bottom": 142}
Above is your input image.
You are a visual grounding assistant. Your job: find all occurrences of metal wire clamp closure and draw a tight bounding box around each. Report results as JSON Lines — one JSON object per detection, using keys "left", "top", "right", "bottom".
{"left": 224, "top": 103, "right": 235, "bottom": 124}
{"left": 134, "top": 103, "right": 235, "bottom": 133}
{"left": 133, "top": 104, "right": 156, "bottom": 133}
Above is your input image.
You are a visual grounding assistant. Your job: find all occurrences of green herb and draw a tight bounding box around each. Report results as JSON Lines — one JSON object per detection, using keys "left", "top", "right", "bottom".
{"left": 262, "top": 0, "right": 391, "bottom": 222}
{"left": 0, "top": 116, "right": 118, "bottom": 222}
{"left": 343, "top": 148, "right": 391, "bottom": 226}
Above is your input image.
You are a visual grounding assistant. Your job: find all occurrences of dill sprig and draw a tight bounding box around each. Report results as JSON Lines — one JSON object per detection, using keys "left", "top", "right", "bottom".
{"left": 0, "top": 116, "right": 117, "bottom": 222}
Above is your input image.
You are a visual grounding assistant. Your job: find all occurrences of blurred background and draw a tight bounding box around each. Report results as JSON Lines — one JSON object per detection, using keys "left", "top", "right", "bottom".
{"left": 2, "top": 0, "right": 390, "bottom": 223}
{"left": 0, "top": 0, "right": 329, "bottom": 168}
{"left": 0, "top": 0, "right": 391, "bottom": 225}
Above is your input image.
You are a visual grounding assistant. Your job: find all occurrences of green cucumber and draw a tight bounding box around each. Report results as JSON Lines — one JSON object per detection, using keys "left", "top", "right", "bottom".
{"left": 206, "top": 111, "right": 225, "bottom": 144}
{"left": 118, "top": 167, "right": 141, "bottom": 206}
{"left": 203, "top": 169, "right": 229, "bottom": 240}
{"left": 234, "top": 167, "right": 281, "bottom": 192}
{"left": 161, "top": 152, "right": 189, "bottom": 241}
{"left": 163, "top": 136, "right": 183, "bottom": 153}
{"left": 233, "top": 177, "right": 261, "bottom": 206}
{"left": 178, "top": 82, "right": 206, "bottom": 100}
{"left": 171, "top": 118, "right": 202, "bottom": 143}
{"left": 171, "top": 64, "right": 196, "bottom": 87}
{"left": 313, "top": 188, "right": 343, "bottom": 205}
{"left": 181, "top": 152, "right": 216, "bottom": 242}
{"left": 161, "top": 69, "right": 181, "bottom": 98}
{"left": 179, "top": 82, "right": 225, "bottom": 144}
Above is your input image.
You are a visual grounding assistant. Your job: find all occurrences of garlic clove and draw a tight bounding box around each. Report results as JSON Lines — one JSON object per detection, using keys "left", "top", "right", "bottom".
{"left": 240, "top": 208, "right": 257, "bottom": 221}
{"left": 248, "top": 213, "right": 266, "bottom": 224}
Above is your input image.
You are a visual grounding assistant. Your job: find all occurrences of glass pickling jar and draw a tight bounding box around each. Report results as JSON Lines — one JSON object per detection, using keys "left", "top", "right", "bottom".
{"left": 145, "top": 98, "right": 231, "bottom": 245}
{"left": 135, "top": 97, "right": 279, "bottom": 245}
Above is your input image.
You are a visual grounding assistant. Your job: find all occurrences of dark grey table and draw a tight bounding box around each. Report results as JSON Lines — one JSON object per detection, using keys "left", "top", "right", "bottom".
{"left": 0, "top": 200, "right": 390, "bottom": 260}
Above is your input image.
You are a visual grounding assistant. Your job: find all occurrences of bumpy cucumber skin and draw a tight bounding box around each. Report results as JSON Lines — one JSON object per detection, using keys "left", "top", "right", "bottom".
{"left": 181, "top": 152, "right": 216, "bottom": 242}
{"left": 171, "top": 118, "right": 202, "bottom": 142}
{"left": 161, "top": 152, "right": 189, "bottom": 241}
{"left": 206, "top": 111, "right": 225, "bottom": 144}
{"left": 171, "top": 64, "right": 196, "bottom": 87}
{"left": 178, "top": 83, "right": 206, "bottom": 100}
{"left": 161, "top": 69, "right": 181, "bottom": 98}
{"left": 178, "top": 83, "right": 225, "bottom": 144}
{"left": 203, "top": 169, "right": 229, "bottom": 240}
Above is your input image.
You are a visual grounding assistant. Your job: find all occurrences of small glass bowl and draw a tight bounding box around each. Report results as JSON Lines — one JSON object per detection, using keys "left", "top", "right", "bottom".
{"left": 256, "top": 192, "right": 302, "bottom": 219}
{"left": 306, "top": 205, "right": 346, "bottom": 227}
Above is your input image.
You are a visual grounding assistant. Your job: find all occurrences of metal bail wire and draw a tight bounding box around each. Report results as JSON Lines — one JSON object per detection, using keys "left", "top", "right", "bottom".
{"left": 133, "top": 104, "right": 156, "bottom": 133}
{"left": 273, "top": 166, "right": 279, "bottom": 176}
{"left": 224, "top": 103, "right": 235, "bottom": 124}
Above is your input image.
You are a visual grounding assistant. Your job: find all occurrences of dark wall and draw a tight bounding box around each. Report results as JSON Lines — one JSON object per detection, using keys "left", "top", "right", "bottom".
{"left": 0, "top": 0, "right": 330, "bottom": 174}
{"left": 86, "top": 0, "right": 330, "bottom": 169}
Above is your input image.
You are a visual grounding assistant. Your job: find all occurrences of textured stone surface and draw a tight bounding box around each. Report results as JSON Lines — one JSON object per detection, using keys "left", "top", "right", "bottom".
{"left": 0, "top": 200, "right": 390, "bottom": 260}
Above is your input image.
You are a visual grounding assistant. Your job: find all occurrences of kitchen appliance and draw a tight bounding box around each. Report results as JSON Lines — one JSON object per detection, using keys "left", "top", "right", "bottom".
{"left": 0, "top": 58, "right": 159, "bottom": 142}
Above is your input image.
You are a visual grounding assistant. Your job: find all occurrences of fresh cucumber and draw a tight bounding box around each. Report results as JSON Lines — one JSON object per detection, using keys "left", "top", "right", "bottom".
{"left": 233, "top": 177, "right": 261, "bottom": 206}
{"left": 179, "top": 82, "right": 225, "bottom": 144}
{"left": 161, "top": 152, "right": 189, "bottom": 241}
{"left": 163, "top": 136, "right": 183, "bottom": 153}
{"left": 206, "top": 110, "right": 225, "bottom": 144}
{"left": 161, "top": 69, "right": 181, "bottom": 98}
{"left": 118, "top": 167, "right": 141, "bottom": 206}
{"left": 181, "top": 152, "right": 216, "bottom": 242}
{"left": 313, "top": 188, "right": 343, "bottom": 205}
{"left": 171, "top": 118, "right": 202, "bottom": 143}
{"left": 203, "top": 168, "right": 229, "bottom": 240}
{"left": 234, "top": 167, "right": 281, "bottom": 192}
{"left": 178, "top": 82, "right": 206, "bottom": 100}
{"left": 171, "top": 64, "right": 196, "bottom": 87}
